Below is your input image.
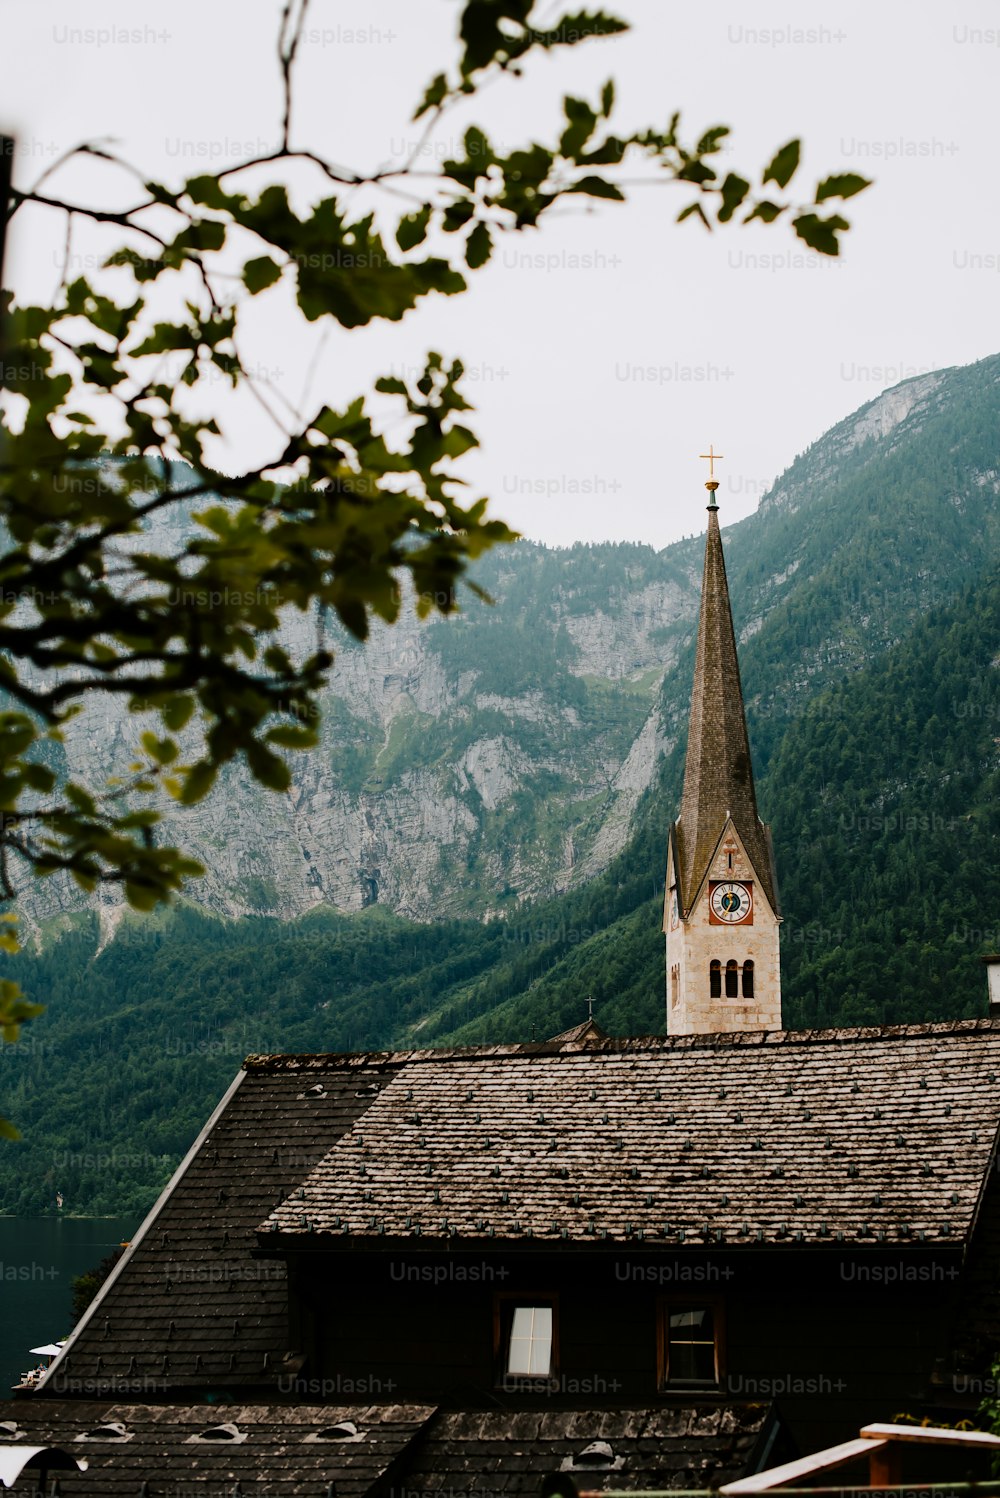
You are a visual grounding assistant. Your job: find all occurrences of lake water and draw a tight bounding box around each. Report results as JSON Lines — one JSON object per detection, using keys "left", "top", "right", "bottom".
{"left": 0, "top": 1216, "right": 138, "bottom": 1393}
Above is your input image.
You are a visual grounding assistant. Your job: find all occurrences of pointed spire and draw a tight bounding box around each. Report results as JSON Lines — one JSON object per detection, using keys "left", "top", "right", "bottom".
{"left": 673, "top": 478, "right": 777, "bottom": 915}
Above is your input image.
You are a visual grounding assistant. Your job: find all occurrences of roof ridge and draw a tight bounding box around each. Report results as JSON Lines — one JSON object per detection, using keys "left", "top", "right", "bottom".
{"left": 244, "top": 1016, "right": 998, "bottom": 1072}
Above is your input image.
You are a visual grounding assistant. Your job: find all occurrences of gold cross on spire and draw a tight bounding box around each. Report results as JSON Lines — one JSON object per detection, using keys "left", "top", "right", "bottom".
{"left": 699, "top": 445, "right": 724, "bottom": 480}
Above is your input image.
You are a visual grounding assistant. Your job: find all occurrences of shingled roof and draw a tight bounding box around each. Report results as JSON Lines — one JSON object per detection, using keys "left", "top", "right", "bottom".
{"left": 399, "top": 1405, "right": 772, "bottom": 1495}
{"left": 0, "top": 1401, "right": 434, "bottom": 1497}
{"left": 0, "top": 1401, "right": 773, "bottom": 1495}
{"left": 672, "top": 504, "right": 777, "bottom": 915}
{"left": 260, "top": 1021, "right": 1000, "bottom": 1246}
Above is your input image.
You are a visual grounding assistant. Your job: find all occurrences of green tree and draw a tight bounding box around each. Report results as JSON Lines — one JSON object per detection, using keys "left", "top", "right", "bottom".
{"left": 0, "top": 0, "right": 869, "bottom": 1128}
{"left": 71, "top": 1246, "right": 126, "bottom": 1324}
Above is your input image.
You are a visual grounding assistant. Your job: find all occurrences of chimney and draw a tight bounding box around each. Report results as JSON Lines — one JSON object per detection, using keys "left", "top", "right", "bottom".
{"left": 983, "top": 956, "right": 1000, "bottom": 1018}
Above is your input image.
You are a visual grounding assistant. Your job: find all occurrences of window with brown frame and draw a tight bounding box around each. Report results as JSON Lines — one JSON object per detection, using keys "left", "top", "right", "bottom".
{"left": 493, "top": 1294, "right": 558, "bottom": 1385}
{"left": 657, "top": 1297, "right": 725, "bottom": 1389}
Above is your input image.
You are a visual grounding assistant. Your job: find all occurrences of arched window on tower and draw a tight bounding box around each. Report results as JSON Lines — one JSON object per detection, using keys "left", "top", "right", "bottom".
{"left": 725, "top": 960, "right": 739, "bottom": 998}
{"left": 742, "top": 960, "right": 755, "bottom": 998}
{"left": 710, "top": 960, "right": 721, "bottom": 998}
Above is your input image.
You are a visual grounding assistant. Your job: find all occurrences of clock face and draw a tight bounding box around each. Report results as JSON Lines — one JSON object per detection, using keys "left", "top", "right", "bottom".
{"left": 709, "top": 881, "right": 753, "bottom": 925}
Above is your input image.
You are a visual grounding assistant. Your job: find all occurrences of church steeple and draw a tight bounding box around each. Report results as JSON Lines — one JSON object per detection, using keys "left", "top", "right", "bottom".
{"left": 674, "top": 469, "right": 776, "bottom": 918}
{"left": 664, "top": 454, "right": 781, "bottom": 1035}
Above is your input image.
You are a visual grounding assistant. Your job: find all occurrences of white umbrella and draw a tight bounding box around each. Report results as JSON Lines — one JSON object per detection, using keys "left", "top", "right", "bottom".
{"left": 28, "top": 1343, "right": 63, "bottom": 1358}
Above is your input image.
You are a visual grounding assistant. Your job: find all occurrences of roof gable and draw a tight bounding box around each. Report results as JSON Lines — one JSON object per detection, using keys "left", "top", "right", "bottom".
{"left": 43, "top": 1059, "right": 404, "bottom": 1398}
{"left": 683, "top": 815, "right": 781, "bottom": 925}
{"left": 546, "top": 1018, "right": 608, "bottom": 1047}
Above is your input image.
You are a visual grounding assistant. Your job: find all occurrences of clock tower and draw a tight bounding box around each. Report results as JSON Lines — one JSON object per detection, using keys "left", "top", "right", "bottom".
{"left": 664, "top": 452, "right": 782, "bottom": 1034}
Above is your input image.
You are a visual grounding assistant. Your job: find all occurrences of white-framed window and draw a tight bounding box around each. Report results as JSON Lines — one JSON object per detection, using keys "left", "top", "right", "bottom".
{"left": 494, "top": 1295, "right": 558, "bottom": 1383}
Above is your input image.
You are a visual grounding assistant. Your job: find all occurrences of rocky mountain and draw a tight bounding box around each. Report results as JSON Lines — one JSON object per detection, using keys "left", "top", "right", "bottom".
{"left": 22, "top": 353, "right": 1000, "bottom": 942}
{"left": 30, "top": 539, "right": 699, "bottom": 938}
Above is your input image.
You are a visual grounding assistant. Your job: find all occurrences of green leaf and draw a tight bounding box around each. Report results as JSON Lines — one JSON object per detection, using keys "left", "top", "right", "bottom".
{"left": 124, "top": 881, "right": 160, "bottom": 913}
{"left": 529, "top": 12, "right": 628, "bottom": 52}
{"left": 335, "top": 597, "right": 369, "bottom": 641}
{"left": 441, "top": 424, "right": 478, "bottom": 459}
{"left": 396, "top": 205, "right": 432, "bottom": 252}
{"left": 815, "top": 172, "right": 872, "bottom": 203}
{"left": 718, "top": 173, "right": 751, "bottom": 223}
{"left": 65, "top": 783, "right": 97, "bottom": 816}
{"left": 184, "top": 174, "right": 240, "bottom": 210}
{"left": 580, "top": 136, "right": 625, "bottom": 166}
{"left": 265, "top": 723, "right": 319, "bottom": 749}
{"left": 313, "top": 397, "right": 367, "bottom": 440}
{"left": 414, "top": 71, "right": 448, "bottom": 120}
{"left": 289, "top": 202, "right": 465, "bottom": 325}
{"left": 375, "top": 376, "right": 409, "bottom": 395}
{"left": 179, "top": 761, "right": 217, "bottom": 805}
{"left": 565, "top": 175, "right": 624, "bottom": 201}
{"left": 763, "top": 139, "right": 801, "bottom": 189}
{"left": 744, "top": 200, "right": 784, "bottom": 225}
{"left": 561, "top": 95, "right": 598, "bottom": 158}
{"left": 161, "top": 695, "right": 196, "bottom": 732}
{"left": 0, "top": 1118, "right": 21, "bottom": 1141}
{"left": 464, "top": 125, "right": 492, "bottom": 165}
{"left": 443, "top": 200, "right": 476, "bottom": 233}
{"left": 174, "top": 218, "right": 226, "bottom": 254}
{"left": 676, "top": 158, "right": 716, "bottom": 186}
{"left": 792, "top": 211, "right": 850, "bottom": 256}
{"left": 459, "top": 1, "right": 515, "bottom": 72}
{"left": 695, "top": 125, "right": 730, "bottom": 157}
{"left": 22, "top": 763, "right": 56, "bottom": 793}
{"left": 243, "top": 255, "right": 284, "bottom": 294}
{"left": 141, "top": 732, "right": 179, "bottom": 766}
{"left": 129, "top": 321, "right": 198, "bottom": 358}
{"left": 245, "top": 739, "right": 292, "bottom": 792}
{"left": 600, "top": 78, "right": 615, "bottom": 117}
{"left": 677, "top": 201, "right": 711, "bottom": 229}
{"left": 144, "top": 181, "right": 176, "bottom": 205}
{"left": 466, "top": 222, "right": 493, "bottom": 268}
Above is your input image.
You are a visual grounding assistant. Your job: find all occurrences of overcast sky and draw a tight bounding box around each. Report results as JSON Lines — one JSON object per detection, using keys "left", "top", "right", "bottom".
{"left": 4, "top": 0, "right": 998, "bottom": 548}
